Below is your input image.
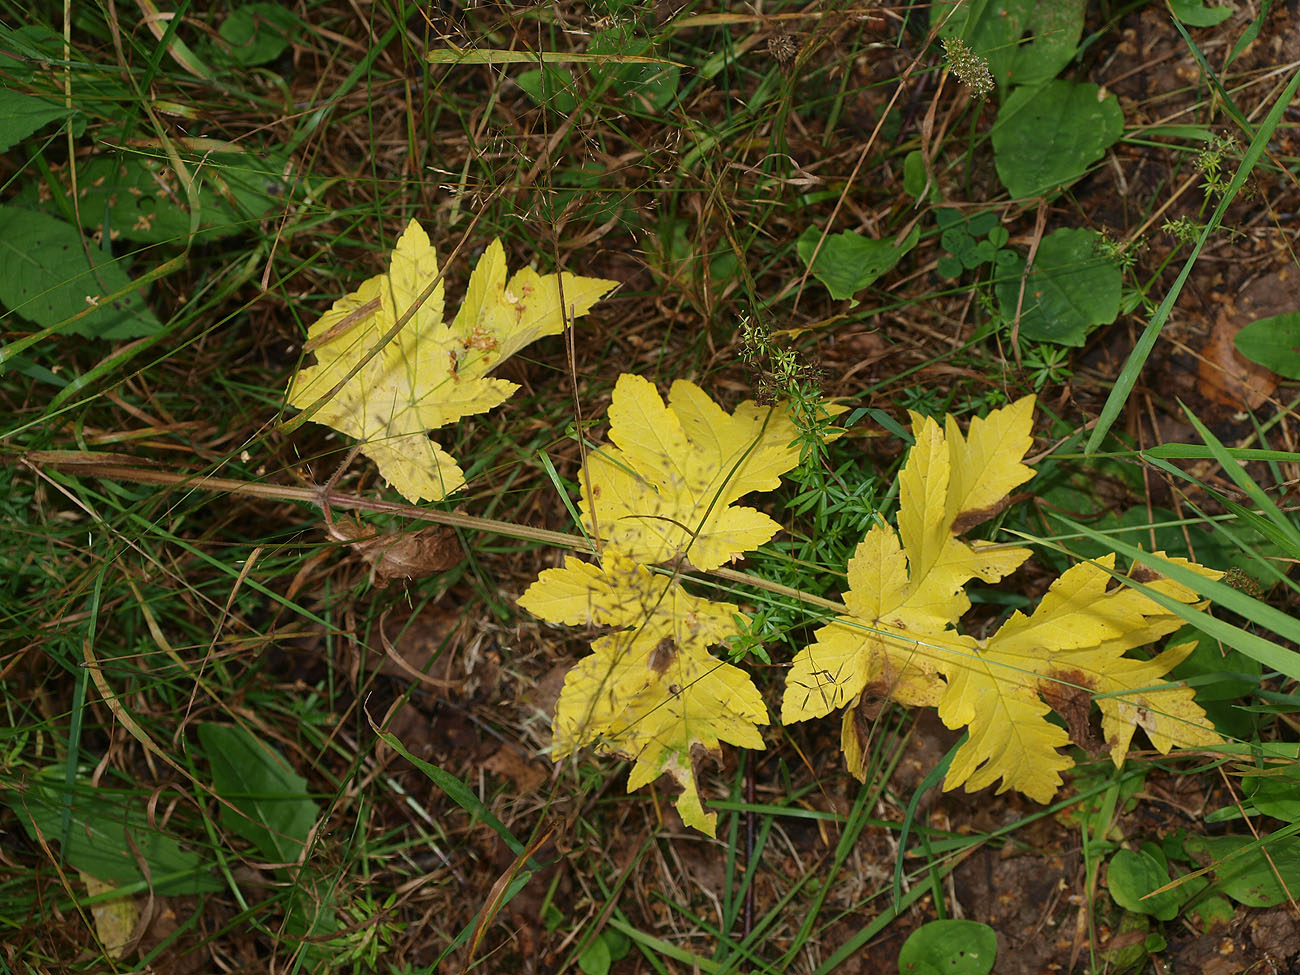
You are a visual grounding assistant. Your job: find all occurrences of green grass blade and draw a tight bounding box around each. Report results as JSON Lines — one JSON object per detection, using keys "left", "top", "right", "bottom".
{"left": 1178, "top": 404, "right": 1300, "bottom": 554}
{"left": 1086, "top": 65, "right": 1300, "bottom": 454}
{"left": 1053, "top": 517, "right": 1300, "bottom": 681}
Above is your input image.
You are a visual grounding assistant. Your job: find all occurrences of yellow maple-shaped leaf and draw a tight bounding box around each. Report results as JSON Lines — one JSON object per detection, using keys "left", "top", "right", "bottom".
{"left": 581, "top": 374, "right": 807, "bottom": 571}
{"left": 938, "top": 553, "right": 1224, "bottom": 802}
{"left": 785, "top": 395, "right": 1223, "bottom": 801}
{"left": 519, "top": 552, "right": 766, "bottom": 835}
{"left": 288, "top": 221, "right": 617, "bottom": 502}
{"left": 783, "top": 397, "right": 1036, "bottom": 777}
{"left": 896, "top": 398, "right": 1037, "bottom": 630}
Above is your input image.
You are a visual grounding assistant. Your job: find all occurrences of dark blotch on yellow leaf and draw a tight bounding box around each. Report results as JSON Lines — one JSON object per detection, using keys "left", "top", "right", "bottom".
{"left": 1042, "top": 669, "right": 1104, "bottom": 755}
{"left": 649, "top": 638, "right": 678, "bottom": 674}
{"left": 465, "top": 327, "right": 498, "bottom": 351}
{"left": 950, "top": 498, "right": 1011, "bottom": 536}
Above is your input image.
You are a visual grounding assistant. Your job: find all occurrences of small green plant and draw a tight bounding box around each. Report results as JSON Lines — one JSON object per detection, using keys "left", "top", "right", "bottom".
{"left": 1021, "top": 342, "right": 1073, "bottom": 390}
{"left": 329, "top": 891, "right": 407, "bottom": 974}
{"left": 1195, "top": 133, "right": 1242, "bottom": 201}
{"left": 577, "top": 929, "right": 632, "bottom": 975}
{"left": 935, "top": 209, "right": 1015, "bottom": 281}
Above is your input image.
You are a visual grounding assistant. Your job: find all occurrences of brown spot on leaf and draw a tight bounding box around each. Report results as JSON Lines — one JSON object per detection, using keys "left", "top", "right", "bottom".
{"left": 951, "top": 497, "right": 1011, "bottom": 535}
{"left": 1042, "top": 669, "right": 1103, "bottom": 754}
{"left": 649, "top": 638, "right": 678, "bottom": 674}
{"left": 1129, "top": 565, "right": 1160, "bottom": 584}
{"left": 464, "top": 326, "right": 498, "bottom": 351}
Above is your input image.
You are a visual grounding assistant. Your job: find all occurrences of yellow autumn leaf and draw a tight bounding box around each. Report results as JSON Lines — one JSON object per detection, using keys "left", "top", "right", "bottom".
{"left": 783, "top": 395, "right": 1223, "bottom": 799}
{"left": 519, "top": 551, "right": 766, "bottom": 835}
{"left": 783, "top": 398, "right": 1035, "bottom": 733}
{"left": 940, "top": 553, "right": 1222, "bottom": 802}
{"left": 581, "top": 374, "right": 810, "bottom": 571}
{"left": 288, "top": 220, "right": 617, "bottom": 502}
{"left": 81, "top": 873, "right": 139, "bottom": 959}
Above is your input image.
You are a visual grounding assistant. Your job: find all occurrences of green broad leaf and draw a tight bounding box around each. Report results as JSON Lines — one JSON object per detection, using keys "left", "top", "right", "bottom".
{"left": 0, "top": 25, "right": 65, "bottom": 80}
{"left": 1244, "top": 765, "right": 1300, "bottom": 821}
{"left": 1234, "top": 313, "right": 1300, "bottom": 379}
{"left": 1166, "top": 625, "right": 1260, "bottom": 704}
{"left": 578, "top": 935, "right": 612, "bottom": 975}
{"left": 967, "top": 212, "right": 999, "bottom": 237}
{"left": 941, "top": 227, "right": 975, "bottom": 257}
{"left": 4, "top": 768, "right": 220, "bottom": 895}
{"left": 1099, "top": 912, "right": 1151, "bottom": 970}
{"left": 932, "top": 0, "right": 1085, "bottom": 89}
{"left": 1170, "top": 0, "right": 1234, "bottom": 27}
{"left": 903, "top": 150, "right": 930, "bottom": 199}
{"left": 1185, "top": 834, "right": 1300, "bottom": 907}
{"left": 589, "top": 28, "right": 680, "bottom": 112}
{"left": 218, "top": 3, "right": 298, "bottom": 66}
{"left": 995, "top": 228, "right": 1120, "bottom": 345}
{"left": 1190, "top": 893, "right": 1235, "bottom": 932}
{"left": 16, "top": 150, "right": 292, "bottom": 243}
{"left": 577, "top": 930, "right": 633, "bottom": 975}
{"left": 0, "top": 206, "right": 162, "bottom": 339}
{"left": 898, "top": 919, "right": 997, "bottom": 975}
{"left": 0, "top": 88, "right": 73, "bottom": 152}
{"left": 517, "top": 66, "right": 579, "bottom": 115}
{"left": 992, "top": 81, "right": 1124, "bottom": 200}
{"left": 198, "top": 723, "right": 319, "bottom": 864}
{"left": 935, "top": 208, "right": 964, "bottom": 229}
{"left": 1107, "top": 849, "right": 1183, "bottom": 920}
{"left": 796, "top": 224, "right": 920, "bottom": 303}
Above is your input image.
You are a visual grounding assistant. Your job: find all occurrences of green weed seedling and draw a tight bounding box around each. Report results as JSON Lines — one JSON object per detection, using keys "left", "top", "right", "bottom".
{"left": 935, "top": 208, "right": 1015, "bottom": 282}
{"left": 577, "top": 929, "right": 632, "bottom": 975}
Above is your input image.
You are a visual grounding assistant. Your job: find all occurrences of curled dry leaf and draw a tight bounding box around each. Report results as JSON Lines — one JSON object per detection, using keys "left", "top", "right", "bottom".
{"left": 329, "top": 518, "right": 462, "bottom": 588}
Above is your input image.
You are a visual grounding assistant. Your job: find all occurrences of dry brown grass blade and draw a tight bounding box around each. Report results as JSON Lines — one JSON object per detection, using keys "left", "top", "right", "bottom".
{"left": 462, "top": 823, "right": 555, "bottom": 974}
